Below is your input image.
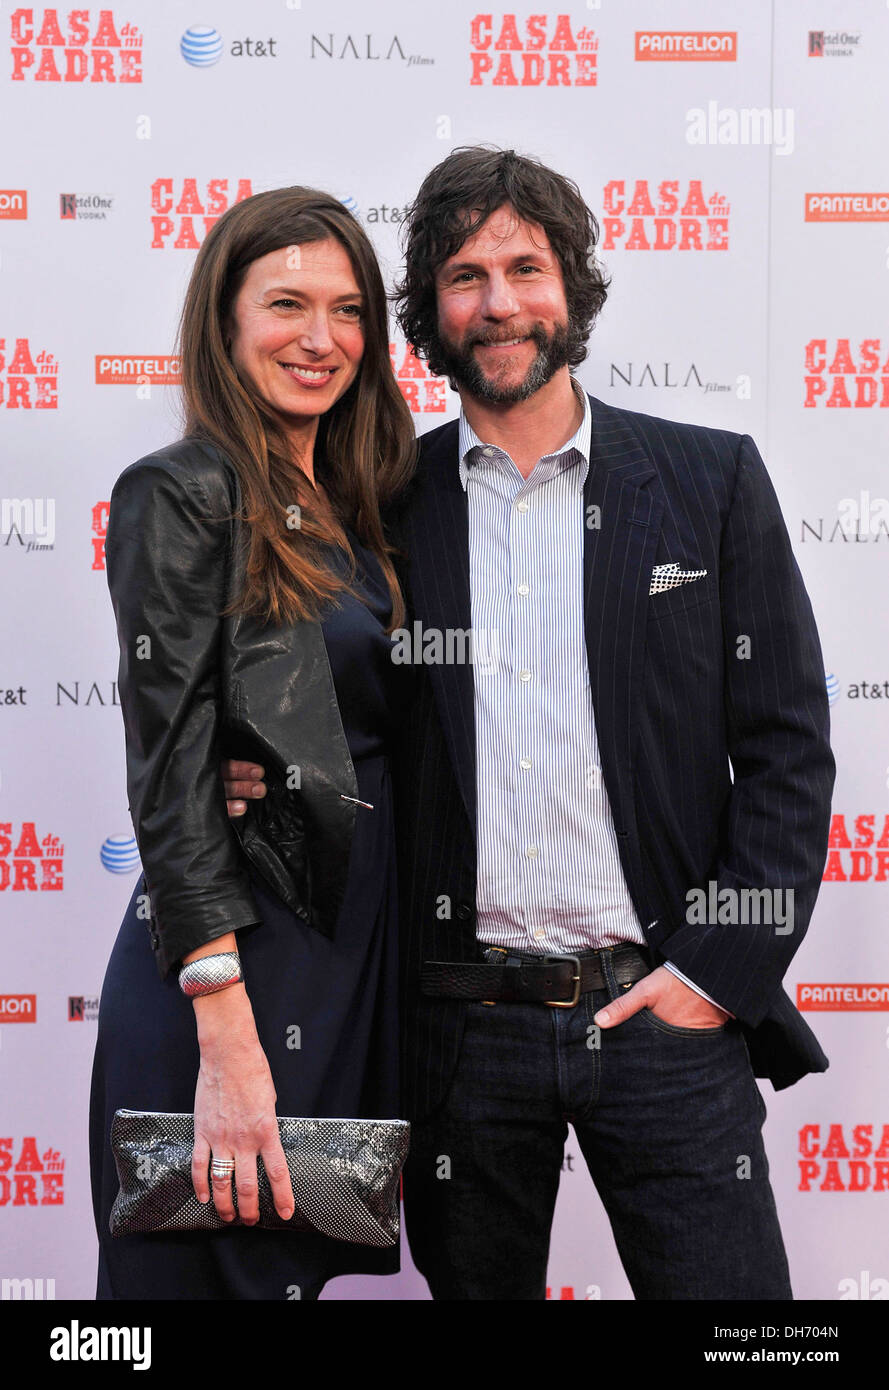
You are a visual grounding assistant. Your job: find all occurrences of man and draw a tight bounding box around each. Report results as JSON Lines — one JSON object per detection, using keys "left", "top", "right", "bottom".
{"left": 224, "top": 148, "right": 834, "bottom": 1299}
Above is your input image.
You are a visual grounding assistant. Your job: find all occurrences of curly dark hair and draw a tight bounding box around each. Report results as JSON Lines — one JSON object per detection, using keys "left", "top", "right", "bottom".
{"left": 393, "top": 146, "right": 610, "bottom": 377}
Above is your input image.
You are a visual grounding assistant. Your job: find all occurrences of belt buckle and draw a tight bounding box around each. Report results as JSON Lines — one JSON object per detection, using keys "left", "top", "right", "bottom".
{"left": 544, "top": 954, "right": 582, "bottom": 1009}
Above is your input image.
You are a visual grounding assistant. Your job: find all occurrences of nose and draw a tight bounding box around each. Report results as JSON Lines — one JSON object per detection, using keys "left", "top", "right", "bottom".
{"left": 479, "top": 270, "right": 521, "bottom": 321}
{"left": 293, "top": 307, "right": 334, "bottom": 357}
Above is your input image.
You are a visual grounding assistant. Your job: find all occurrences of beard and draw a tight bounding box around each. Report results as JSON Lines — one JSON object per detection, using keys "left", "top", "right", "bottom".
{"left": 430, "top": 320, "right": 572, "bottom": 403}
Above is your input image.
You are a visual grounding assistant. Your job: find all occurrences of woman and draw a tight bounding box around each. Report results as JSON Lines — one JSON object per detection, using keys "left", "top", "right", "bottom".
{"left": 89, "top": 187, "right": 417, "bottom": 1300}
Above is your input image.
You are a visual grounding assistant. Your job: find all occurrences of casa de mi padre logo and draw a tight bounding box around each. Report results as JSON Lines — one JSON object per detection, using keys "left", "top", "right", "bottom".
{"left": 9, "top": 9, "right": 142, "bottom": 82}
{"left": 469, "top": 14, "right": 598, "bottom": 85}
{"left": 601, "top": 180, "right": 729, "bottom": 251}
{"left": 804, "top": 338, "right": 889, "bottom": 408}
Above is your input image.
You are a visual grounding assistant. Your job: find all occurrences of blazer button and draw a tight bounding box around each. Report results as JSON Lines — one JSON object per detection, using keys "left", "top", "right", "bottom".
{"left": 456, "top": 902, "right": 474, "bottom": 921}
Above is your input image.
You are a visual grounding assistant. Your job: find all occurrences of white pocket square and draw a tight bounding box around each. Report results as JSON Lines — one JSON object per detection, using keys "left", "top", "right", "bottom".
{"left": 649, "top": 562, "right": 708, "bottom": 596}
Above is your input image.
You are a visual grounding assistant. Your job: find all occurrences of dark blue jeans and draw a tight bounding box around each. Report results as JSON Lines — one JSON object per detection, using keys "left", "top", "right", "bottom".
{"left": 404, "top": 945, "right": 792, "bottom": 1300}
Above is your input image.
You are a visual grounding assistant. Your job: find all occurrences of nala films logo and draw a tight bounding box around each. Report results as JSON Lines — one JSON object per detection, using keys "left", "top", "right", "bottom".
{"left": 311, "top": 31, "right": 433, "bottom": 67}
{"left": 609, "top": 361, "right": 742, "bottom": 397}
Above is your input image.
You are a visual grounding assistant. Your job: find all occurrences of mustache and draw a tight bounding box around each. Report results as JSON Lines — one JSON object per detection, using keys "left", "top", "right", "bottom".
{"left": 471, "top": 328, "right": 537, "bottom": 346}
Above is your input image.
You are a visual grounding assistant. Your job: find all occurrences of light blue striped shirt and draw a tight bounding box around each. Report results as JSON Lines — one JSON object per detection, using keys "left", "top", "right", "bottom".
{"left": 457, "top": 376, "right": 723, "bottom": 1010}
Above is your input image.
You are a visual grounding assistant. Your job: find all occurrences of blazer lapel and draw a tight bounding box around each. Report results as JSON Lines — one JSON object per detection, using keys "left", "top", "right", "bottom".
{"left": 583, "top": 394, "right": 662, "bottom": 867}
{"left": 407, "top": 422, "right": 477, "bottom": 842}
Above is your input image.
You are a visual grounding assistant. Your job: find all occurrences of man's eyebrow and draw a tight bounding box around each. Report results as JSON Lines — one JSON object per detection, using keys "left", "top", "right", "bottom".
{"left": 438, "top": 250, "right": 551, "bottom": 275}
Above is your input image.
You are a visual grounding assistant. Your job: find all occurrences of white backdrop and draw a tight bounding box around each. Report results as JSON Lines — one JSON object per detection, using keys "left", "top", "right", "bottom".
{"left": 2, "top": 0, "right": 887, "bottom": 1301}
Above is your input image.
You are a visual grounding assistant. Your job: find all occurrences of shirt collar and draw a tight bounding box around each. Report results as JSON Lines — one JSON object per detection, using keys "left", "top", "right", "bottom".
{"left": 457, "top": 376, "right": 591, "bottom": 492}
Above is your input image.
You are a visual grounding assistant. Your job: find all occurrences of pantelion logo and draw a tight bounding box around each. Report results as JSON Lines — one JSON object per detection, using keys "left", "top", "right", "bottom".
{"left": 0, "top": 994, "right": 36, "bottom": 1022}
{"left": 805, "top": 194, "right": 889, "bottom": 223}
{"left": 798, "top": 984, "right": 889, "bottom": 1011}
{"left": 635, "top": 32, "right": 736, "bottom": 61}
{"left": 0, "top": 190, "right": 27, "bottom": 219}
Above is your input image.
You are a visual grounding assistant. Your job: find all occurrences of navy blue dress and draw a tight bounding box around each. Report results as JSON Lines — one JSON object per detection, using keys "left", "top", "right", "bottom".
{"left": 89, "top": 527, "right": 410, "bottom": 1300}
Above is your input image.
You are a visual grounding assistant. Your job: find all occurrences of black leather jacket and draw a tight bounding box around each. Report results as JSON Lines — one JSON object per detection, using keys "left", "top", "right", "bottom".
{"left": 106, "top": 436, "right": 359, "bottom": 979}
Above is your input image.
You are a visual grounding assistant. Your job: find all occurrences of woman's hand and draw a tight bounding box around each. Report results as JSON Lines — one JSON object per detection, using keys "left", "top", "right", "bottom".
{"left": 186, "top": 955, "right": 294, "bottom": 1225}
{"left": 220, "top": 759, "right": 267, "bottom": 818}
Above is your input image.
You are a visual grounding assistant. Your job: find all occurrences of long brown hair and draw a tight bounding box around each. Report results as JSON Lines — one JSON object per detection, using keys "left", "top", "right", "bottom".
{"left": 177, "top": 186, "right": 417, "bottom": 631}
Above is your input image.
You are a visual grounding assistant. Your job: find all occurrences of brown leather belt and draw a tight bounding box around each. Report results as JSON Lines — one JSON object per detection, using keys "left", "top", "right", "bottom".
{"left": 420, "top": 944, "right": 652, "bottom": 1008}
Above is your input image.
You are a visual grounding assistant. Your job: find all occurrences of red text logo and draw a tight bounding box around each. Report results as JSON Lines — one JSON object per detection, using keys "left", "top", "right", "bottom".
{"left": 470, "top": 14, "right": 598, "bottom": 86}
{"left": 0, "top": 823, "right": 64, "bottom": 891}
{"left": 10, "top": 8, "right": 142, "bottom": 82}
{"left": 601, "top": 180, "right": 729, "bottom": 251}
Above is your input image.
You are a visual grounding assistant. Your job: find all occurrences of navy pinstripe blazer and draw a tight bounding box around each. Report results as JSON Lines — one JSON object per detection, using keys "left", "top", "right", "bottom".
{"left": 389, "top": 392, "right": 835, "bottom": 1119}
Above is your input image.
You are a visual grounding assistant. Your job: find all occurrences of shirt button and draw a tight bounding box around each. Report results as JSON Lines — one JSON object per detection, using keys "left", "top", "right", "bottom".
{"left": 533, "top": 929, "right": 547, "bottom": 940}
{"left": 482, "top": 446, "right": 495, "bottom": 457}
{"left": 519, "top": 669, "right": 532, "bottom": 683}
{"left": 519, "top": 757, "right": 532, "bottom": 771}
{"left": 516, "top": 499, "right": 530, "bottom": 513}
{"left": 526, "top": 844, "right": 539, "bottom": 858}
{"left": 517, "top": 583, "right": 530, "bottom": 596}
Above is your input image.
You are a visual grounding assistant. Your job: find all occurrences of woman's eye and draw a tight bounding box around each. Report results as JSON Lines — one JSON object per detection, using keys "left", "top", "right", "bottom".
{"left": 338, "top": 304, "right": 363, "bottom": 318}
{"left": 271, "top": 298, "right": 297, "bottom": 309}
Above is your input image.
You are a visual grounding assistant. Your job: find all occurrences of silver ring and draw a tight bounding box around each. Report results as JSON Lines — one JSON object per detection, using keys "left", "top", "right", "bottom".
{"left": 211, "top": 1158, "right": 236, "bottom": 1179}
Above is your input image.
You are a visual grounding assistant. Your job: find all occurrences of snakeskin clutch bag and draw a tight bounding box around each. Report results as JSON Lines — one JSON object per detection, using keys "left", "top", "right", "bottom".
{"left": 109, "top": 1109, "right": 410, "bottom": 1246}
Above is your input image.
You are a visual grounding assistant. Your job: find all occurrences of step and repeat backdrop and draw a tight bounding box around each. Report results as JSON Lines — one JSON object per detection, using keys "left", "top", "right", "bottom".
{"left": 2, "top": 0, "right": 887, "bottom": 1301}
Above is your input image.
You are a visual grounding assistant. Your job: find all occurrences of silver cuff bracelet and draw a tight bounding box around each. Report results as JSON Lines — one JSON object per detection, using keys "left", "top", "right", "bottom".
{"left": 178, "top": 951, "right": 243, "bottom": 997}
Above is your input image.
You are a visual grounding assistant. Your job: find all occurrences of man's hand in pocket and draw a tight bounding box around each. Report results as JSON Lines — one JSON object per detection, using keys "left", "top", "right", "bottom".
{"left": 593, "top": 966, "right": 730, "bottom": 1030}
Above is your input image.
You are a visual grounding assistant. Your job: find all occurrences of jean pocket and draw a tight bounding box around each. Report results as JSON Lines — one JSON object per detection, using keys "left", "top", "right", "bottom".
{"left": 640, "top": 1008, "right": 728, "bottom": 1037}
